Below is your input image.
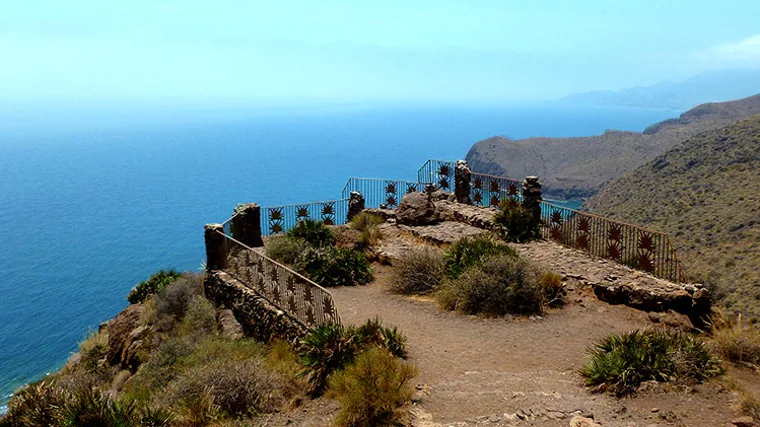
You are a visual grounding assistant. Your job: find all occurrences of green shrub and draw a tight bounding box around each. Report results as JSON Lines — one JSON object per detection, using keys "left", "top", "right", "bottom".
{"left": 299, "top": 324, "right": 358, "bottom": 394}
{"left": 437, "top": 254, "right": 546, "bottom": 316}
{"left": 391, "top": 247, "right": 445, "bottom": 295}
{"left": 1, "top": 381, "right": 67, "bottom": 427}
{"left": 493, "top": 199, "right": 540, "bottom": 243}
{"left": 298, "top": 320, "right": 409, "bottom": 394}
{"left": 444, "top": 236, "right": 517, "bottom": 279}
{"left": 153, "top": 274, "right": 204, "bottom": 324}
{"left": 328, "top": 348, "right": 418, "bottom": 427}
{"left": 580, "top": 329, "right": 723, "bottom": 396}
{"left": 265, "top": 235, "right": 307, "bottom": 264}
{"left": 287, "top": 219, "right": 335, "bottom": 247}
{"left": 295, "top": 246, "right": 373, "bottom": 287}
{"left": 127, "top": 270, "right": 182, "bottom": 304}
{"left": 350, "top": 212, "right": 384, "bottom": 249}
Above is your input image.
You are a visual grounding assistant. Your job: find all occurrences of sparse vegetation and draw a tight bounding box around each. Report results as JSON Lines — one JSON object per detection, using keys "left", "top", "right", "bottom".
{"left": 391, "top": 246, "right": 445, "bottom": 295}
{"left": 443, "top": 236, "right": 517, "bottom": 279}
{"left": 580, "top": 329, "right": 723, "bottom": 396}
{"left": 127, "top": 270, "right": 182, "bottom": 304}
{"left": 493, "top": 198, "right": 541, "bottom": 243}
{"left": 328, "top": 348, "right": 417, "bottom": 427}
{"left": 298, "top": 319, "right": 409, "bottom": 394}
{"left": 350, "top": 212, "right": 384, "bottom": 249}
{"left": 711, "top": 313, "right": 760, "bottom": 367}
{"left": 294, "top": 246, "right": 374, "bottom": 287}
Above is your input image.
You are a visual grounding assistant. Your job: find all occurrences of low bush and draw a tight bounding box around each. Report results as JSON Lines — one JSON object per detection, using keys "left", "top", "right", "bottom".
{"left": 127, "top": 270, "right": 182, "bottom": 304}
{"left": 437, "top": 254, "right": 548, "bottom": 316}
{"left": 391, "top": 246, "right": 445, "bottom": 295}
{"left": 493, "top": 198, "right": 540, "bottom": 243}
{"left": 580, "top": 329, "right": 723, "bottom": 396}
{"left": 294, "top": 246, "right": 373, "bottom": 287}
{"left": 153, "top": 273, "right": 204, "bottom": 323}
{"left": 287, "top": 219, "right": 335, "bottom": 247}
{"left": 265, "top": 235, "right": 307, "bottom": 264}
{"left": 444, "top": 236, "right": 517, "bottom": 279}
{"left": 328, "top": 348, "right": 418, "bottom": 427}
{"left": 177, "top": 295, "right": 218, "bottom": 339}
{"left": 350, "top": 212, "right": 384, "bottom": 248}
{"left": 298, "top": 319, "right": 409, "bottom": 394}
{"left": 540, "top": 272, "right": 566, "bottom": 307}
{"left": 712, "top": 314, "right": 760, "bottom": 366}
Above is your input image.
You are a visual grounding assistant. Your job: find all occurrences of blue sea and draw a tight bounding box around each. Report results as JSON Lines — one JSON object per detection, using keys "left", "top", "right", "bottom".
{"left": 0, "top": 102, "right": 679, "bottom": 410}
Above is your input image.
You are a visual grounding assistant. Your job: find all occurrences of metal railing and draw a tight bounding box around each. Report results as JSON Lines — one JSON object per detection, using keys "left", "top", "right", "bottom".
{"left": 538, "top": 201, "right": 685, "bottom": 283}
{"left": 259, "top": 199, "right": 349, "bottom": 235}
{"left": 417, "top": 159, "right": 456, "bottom": 190}
{"left": 215, "top": 224, "right": 341, "bottom": 327}
{"left": 470, "top": 171, "right": 522, "bottom": 207}
{"left": 342, "top": 177, "right": 427, "bottom": 209}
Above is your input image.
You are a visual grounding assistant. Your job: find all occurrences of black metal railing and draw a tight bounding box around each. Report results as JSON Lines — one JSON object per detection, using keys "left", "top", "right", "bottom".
{"left": 341, "top": 178, "right": 427, "bottom": 209}
{"left": 417, "top": 159, "right": 456, "bottom": 190}
{"left": 538, "top": 201, "right": 685, "bottom": 283}
{"left": 259, "top": 199, "right": 349, "bottom": 235}
{"left": 470, "top": 171, "right": 522, "bottom": 207}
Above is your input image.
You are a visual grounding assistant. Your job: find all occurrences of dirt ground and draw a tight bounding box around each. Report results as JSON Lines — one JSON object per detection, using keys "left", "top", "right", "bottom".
{"left": 327, "top": 262, "right": 749, "bottom": 427}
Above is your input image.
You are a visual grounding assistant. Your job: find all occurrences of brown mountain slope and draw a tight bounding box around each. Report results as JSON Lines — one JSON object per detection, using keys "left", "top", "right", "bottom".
{"left": 584, "top": 115, "right": 760, "bottom": 319}
{"left": 466, "top": 94, "right": 760, "bottom": 200}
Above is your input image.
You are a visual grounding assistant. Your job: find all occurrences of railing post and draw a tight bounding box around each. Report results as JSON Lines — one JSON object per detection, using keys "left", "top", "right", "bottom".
{"left": 204, "top": 223, "right": 227, "bottom": 271}
{"left": 230, "top": 203, "right": 264, "bottom": 247}
{"left": 347, "top": 191, "right": 365, "bottom": 222}
{"left": 522, "top": 176, "right": 542, "bottom": 223}
{"left": 454, "top": 160, "right": 472, "bottom": 204}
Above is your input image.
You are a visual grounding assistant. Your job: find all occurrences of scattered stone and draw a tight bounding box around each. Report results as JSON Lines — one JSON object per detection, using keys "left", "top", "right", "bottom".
{"left": 732, "top": 416, "right": 755, "bottom": 427}
{"left": 569, "top": 415, "right": 602, "bottom": 427}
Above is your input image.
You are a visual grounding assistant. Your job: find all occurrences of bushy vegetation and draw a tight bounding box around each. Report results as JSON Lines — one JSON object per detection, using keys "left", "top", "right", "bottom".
{"left": 493, "top": 199, "right": 541, "bottom": 243}
{"left": 265, "top": 235, "right": 307, "bottom": 264}
{"left": 328, "top": 348, "right": 417, "bottom": 427}
{"left": 443, "top": 235, "right": 517, "bottom": 279}
{"left": 390, "top": 246, "right": 445, "bottom": 295}
{"left": 711, "top": 313, "right": 760, "bottom": 367}
{"left": 298, "top": 318, "right": 408, "bottom": 394}
{"left": 127, "top": 270, "right": 182, "bottom": 304}
{"left": 287, "top": 219, "right": 335, "bottom": 247}
{"left": 437, "top": 254, "right": 557, "bottom": 316}
{"left": 294, "top": 246, "right": 374, "bottom": 287}
{"left": 349, "top": 212, "right": 384, "bottom": 249}
{"left": 580, "top": 329, "right": 723, "bottom": 396}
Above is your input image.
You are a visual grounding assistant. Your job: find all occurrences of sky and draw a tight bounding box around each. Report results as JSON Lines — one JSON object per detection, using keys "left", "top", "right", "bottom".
{"left": 2, "top": 0, "right": 760, "bottom": 106}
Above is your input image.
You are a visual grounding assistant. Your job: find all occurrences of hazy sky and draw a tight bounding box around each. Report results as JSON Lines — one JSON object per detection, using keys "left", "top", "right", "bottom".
{"left": 2, "top": 0, "right": 760, "bottom": 105}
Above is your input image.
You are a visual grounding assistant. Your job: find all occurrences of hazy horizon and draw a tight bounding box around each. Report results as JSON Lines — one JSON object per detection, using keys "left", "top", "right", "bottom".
{"left": 3, "top": 1, "right": 760, "bottom": 107}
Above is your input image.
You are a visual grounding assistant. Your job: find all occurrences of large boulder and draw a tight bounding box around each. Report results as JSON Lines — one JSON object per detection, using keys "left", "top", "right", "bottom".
{"left": 396, "top": 192, "right": 437, "bottom": 226}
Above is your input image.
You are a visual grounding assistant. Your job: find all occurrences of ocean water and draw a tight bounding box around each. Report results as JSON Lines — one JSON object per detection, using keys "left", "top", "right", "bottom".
{"left": 0, "top": 102, "right": 679, "bottom": 408}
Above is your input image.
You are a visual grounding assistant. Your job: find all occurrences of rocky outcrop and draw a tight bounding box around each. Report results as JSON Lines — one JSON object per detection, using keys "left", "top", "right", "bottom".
{"left": 396, "top": 192, "right": 438, "bottom": 226}
{"left": 434, "top": 200, "right": 497, "bottom": 230}
{"left": 204, "top": 271, "right": 308, "bottom": 346}
{"left": 107, "top": 304, "right": 145, "bottom": 369}
{"left": 397, "top": 221, "right": 488, "bottom": 245}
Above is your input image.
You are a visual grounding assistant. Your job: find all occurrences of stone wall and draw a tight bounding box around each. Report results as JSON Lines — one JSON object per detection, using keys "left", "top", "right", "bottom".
{"left": 204, "top": 271, "right": 308, "bottom": 346}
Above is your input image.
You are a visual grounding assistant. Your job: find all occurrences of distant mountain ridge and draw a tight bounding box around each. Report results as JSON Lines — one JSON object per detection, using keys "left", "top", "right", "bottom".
{"left": 562, "top": 69, "right": 760, "bottom": 109}
{"left": 584, "top": 115, "right": 760, "bottom": 319}
{"left": 466, "top": 94, "right": 760, "bottom": 200}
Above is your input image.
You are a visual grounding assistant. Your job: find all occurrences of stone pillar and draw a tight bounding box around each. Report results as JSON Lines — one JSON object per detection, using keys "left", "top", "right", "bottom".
{"left": 454, "top": 160, "right": 472, "bottom": 204}
{"left": 347, "top": 191, "right": 365, "bottom": 222}
{"left": 230, "top": 203, "right": 264, "bottom": 247}
{"left": 522, "top": 176, "right": 542, "bottom": 223}
{"left": 204, "top": 223, "right": 227, "bottom": 271}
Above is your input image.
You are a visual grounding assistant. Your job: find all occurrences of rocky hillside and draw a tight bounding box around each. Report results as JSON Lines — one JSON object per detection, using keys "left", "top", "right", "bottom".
{"left": 585, "top": 115, "right": 760, "bottom": 319}
{"left": 466, "top": 94, "right": 760, "bottom": 199}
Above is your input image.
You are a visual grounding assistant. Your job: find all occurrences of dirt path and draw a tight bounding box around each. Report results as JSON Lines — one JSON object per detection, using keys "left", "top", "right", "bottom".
{"left": 330, "top": 265, "right": 741, "bottom": 427}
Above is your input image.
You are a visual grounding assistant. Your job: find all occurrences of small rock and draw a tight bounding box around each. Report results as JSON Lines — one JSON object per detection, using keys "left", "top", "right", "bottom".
{"left": 651, "top": 407, "right": 659, "bottom": 413}
{"left": 489, "top": 414, "right": 500, "bottom": 423}
{"left": 732, "top": 416, "right": 755, "bottom": 427}
{"left": 569, "top": 415, "right": 601, "bottom": 427}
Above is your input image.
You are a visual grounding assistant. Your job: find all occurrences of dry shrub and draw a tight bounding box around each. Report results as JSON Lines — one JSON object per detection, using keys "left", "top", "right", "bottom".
{"left": 153, "top": 273, "right": 204, "bottom": 326}
{"left": 539, "top": 272, "right": 566, "bottom": 307}
{"left": 711, "top": 313, "right": 760, "bottom": 367}
{"left": 328, "top": 348, "right": 417, "bottom": 427}
{"left": 167, "top": 358, "right": 281, "bottom": 419}
{"left": 437, "top": 254, "right": 546, "bottom": 316}
{"left": 177, "top": 295, "right": 218, "bottom": 339}
{"left": 265, "top": 235, "right": 307, "bottom": 264}
{"left": 350, "top": 212, "right": 384, "bottom": 248}
{"left": 391, "top": 246, "right": 445, "bottom": 295}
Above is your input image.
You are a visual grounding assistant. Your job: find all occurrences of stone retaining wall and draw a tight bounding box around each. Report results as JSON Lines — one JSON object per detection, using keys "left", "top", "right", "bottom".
{"left": 204, "top": 271, "right": 308, "bottom": 346}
